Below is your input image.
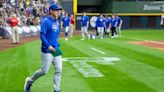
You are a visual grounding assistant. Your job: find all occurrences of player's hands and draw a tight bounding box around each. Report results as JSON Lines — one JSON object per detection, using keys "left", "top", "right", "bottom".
{"left": 48, "top": 46, "right": 56, "bottom": 53}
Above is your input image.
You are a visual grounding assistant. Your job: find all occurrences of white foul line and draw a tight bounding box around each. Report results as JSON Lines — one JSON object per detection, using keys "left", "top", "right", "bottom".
{"left": 126, "top": 37, "right": 164, "bottom": 45}
{"left": 145, "top": 40, "right": 164, "bottom": 45}
{"left": 91, "top": 48, "right": 106, "bottom": 55}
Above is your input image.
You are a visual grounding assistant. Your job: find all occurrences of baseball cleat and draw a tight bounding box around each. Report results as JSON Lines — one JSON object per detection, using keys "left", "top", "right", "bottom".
{"left": 65, "top": 38, "right": 68, "bottom": 41}
{"left": 24, "top": 77, "right": 32, "bottom": 92}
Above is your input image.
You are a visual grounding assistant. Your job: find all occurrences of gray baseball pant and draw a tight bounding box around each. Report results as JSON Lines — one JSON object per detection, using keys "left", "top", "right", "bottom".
{"left": 81, "top": 26, "right": 90, "bottom": 39}
{"left": 29, "top": 53, "right": 62, "bottom": 91}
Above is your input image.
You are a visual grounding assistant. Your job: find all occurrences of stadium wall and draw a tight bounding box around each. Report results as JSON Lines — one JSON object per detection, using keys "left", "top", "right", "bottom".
{"left": 61, "top": 0, "right": 73, "bottom": 14}
{"left": 78, "top": 0, "right": 102, "bottom": 6}
{"left": 112, "top": 1, "right": 164, "bottom": 13}
{"left": 75, "top": 13, "right": 164, "bottom": 30}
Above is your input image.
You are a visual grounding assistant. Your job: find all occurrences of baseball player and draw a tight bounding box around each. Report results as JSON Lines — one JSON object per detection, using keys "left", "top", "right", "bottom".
{"left": 81, "top": 12, "right": 90, "bottom": 40}
{"left": 116, "top": 15, "right": 123, "bottom": 38}
{"left": 111, "top": 14, "right": 118, "bottom": 38}
{"left": 8, "top": 14, "right": 19, "bottom": 44}
{"left": 105, "top": 15, "right": 111, "bottom": 38}
{"left": 61, "top": 12, "right": 70, "bottom": 41}
{"left": 24, "top": 3, "right": 62, "bottom": 92}
{"left": 96, "top": 13, "right": 105, "bottom": 39}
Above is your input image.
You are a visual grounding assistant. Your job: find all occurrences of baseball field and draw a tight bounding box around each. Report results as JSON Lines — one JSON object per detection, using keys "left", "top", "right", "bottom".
{"left": 0, "top": 30, "right": 164, "bottom": 92}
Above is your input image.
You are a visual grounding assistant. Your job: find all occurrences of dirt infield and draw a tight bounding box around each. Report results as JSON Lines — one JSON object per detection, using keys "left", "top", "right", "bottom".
{"left": 130, "top": 41, "right": 164, "bottom": 51}
{"left": 0, "top": 31, "right": 81, "bottom": 51}
{"left": 0, "top": 36, "right": 39, "bottom": 51}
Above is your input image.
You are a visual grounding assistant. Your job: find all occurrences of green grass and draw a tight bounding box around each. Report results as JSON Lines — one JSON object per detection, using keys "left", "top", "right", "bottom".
{"left": 0, "top": 30, "right": 164, "bottom": 92}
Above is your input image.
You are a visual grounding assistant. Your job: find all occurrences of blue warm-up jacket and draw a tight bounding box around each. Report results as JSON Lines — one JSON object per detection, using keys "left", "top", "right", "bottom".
{"left": 81, "top": 16, "right": 89, "bottom": 27}
{"left": 62, "top": 16, "right": 70, "bottom": 27}
{"left": 40, "top": 15, "right": 60, "bottom": 53}
{"left": 96, "top": 17, "right": 105, "bottom": 27}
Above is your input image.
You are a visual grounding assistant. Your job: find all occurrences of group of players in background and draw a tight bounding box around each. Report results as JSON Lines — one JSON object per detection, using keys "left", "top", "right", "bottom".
{"left": 61, "top": 12, "right": 123, "bottom": 41}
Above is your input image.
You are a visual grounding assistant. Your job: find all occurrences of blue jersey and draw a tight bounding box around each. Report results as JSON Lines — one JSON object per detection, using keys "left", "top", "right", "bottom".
{"left": 111, "top": 18, "right": 117, "bottom": 28}
{"left": 96, "top": 17, "right": 105, "bottom": 27}
{"left": 40, "top": 15, "right": 60, "bottom": 53}
{"left": 105, "top": 17, "right": 111, "bottom": 28}
{"left": 116, "top": 17, "right": 122, "bottom": 27}
{"left": 62, "top": 16, "right": 70, "bottom": 27}
{"left": 81, "top": 16, "right": 89, "bottom": 27}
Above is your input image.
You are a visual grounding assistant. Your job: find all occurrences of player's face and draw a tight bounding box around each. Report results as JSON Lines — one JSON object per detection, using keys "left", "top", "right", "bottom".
{"left": 105, "top": 15, "right": 108, "bottom": 18}
{"left": 65, "top": 13, "right": 68, "bottom": 17}
{"left": 51, "top": 10, "right": 59, "bottom": 18}
{"left": 83, "top": 13, "right": 86, "bottom": 16}
{"left": 100, "top": 15, "right": 103, "bottom": 18}
{"left": 112, "top": 15, "right": 115, "bottom": 18}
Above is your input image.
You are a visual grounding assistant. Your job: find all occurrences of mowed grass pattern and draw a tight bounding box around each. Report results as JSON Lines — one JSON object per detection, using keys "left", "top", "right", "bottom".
{"left": 0, "top": 30, "right": 164, "bottom": 92}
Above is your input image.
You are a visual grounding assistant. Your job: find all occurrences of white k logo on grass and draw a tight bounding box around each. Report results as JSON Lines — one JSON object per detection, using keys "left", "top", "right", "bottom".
{"left": 63, "top": 57, "right": 120, "bottom": 77}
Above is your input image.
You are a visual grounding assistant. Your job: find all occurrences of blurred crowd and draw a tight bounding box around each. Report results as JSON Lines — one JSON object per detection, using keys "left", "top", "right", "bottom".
{"left": 0, "top": 0, "right": 53, "bottom": 28}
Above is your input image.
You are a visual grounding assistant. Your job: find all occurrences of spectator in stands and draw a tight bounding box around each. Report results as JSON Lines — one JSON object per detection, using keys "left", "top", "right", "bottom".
{"left": 0, "top": 0, "right": 53, "bottom": 39}
{"left": 35, "top": 17, "right": 41, "bottom": 25}
{"left": 0, "top": 19, "right": 3, "bottom": 27}
{"left": 26, "top": 17, "right": 32, "bottom": 25}
{"left": 0, "top": 15, "right": 4, "bottom": 27}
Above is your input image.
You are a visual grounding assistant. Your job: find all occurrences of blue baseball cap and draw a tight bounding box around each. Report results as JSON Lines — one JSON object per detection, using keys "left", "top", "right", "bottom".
{"left": 49, "top": 3, "right": 62, "bottom": 11}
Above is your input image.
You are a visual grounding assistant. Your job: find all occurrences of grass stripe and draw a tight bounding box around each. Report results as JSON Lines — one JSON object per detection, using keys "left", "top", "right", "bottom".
{"left": 0, "top": 30, "right": 164, "bottom": 92}
{"left": 87, "top": 62, "right": 156, "bottom": 92}
{"left": 85, "top": 39, "right": 164, "bottom": 70}
{"left": 61, "top": 38, "right": 157, "bottom": 91}
{"left": 81, "top": 38, "right": 164, "bottom": 91}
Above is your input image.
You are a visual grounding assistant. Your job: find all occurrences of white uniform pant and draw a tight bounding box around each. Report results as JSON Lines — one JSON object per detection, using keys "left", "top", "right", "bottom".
{"left": 81, "top": 26, "right": 89, "bottom": 39}
{"left": 30, "top": 53, "right": 62, "bottom": 91}
{"left": 12, "top": 26, "right": 19, "bottom": 43}
{"left": 97, "top": 27, "right": 104, "bottom": 38}
{"left": 105, "top": 28, "right": 110, "bottom": 33}
{"left": 70, "top": 24, "right": 74, "bottom": 37}
{"left": 116, "top": 26, "right": 121, "bottom": 37}
{"left": 65, "top": 26, "right": 69, "bottom": 33}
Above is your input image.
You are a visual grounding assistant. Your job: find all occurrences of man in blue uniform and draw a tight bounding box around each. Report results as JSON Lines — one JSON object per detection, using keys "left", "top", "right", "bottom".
{"left": 105, "top": 15, "right": 111, "bottom": 38}
{"left": 24, "top": 3, "right": 62, "bottom": 92}
{"left": 81, "top": 12, "right": 90, "bottom": 40}
{"left": 96, "top": 13, "right": 105, "bottom": 39}
{"left": 62, "top": 12, "right": 70, "bottom": 41}
{"left": 116, "top": 14, "right": 123, "bottom": 38}
{"left": 111, "top": 14, "right": 118, "bottom": 38}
